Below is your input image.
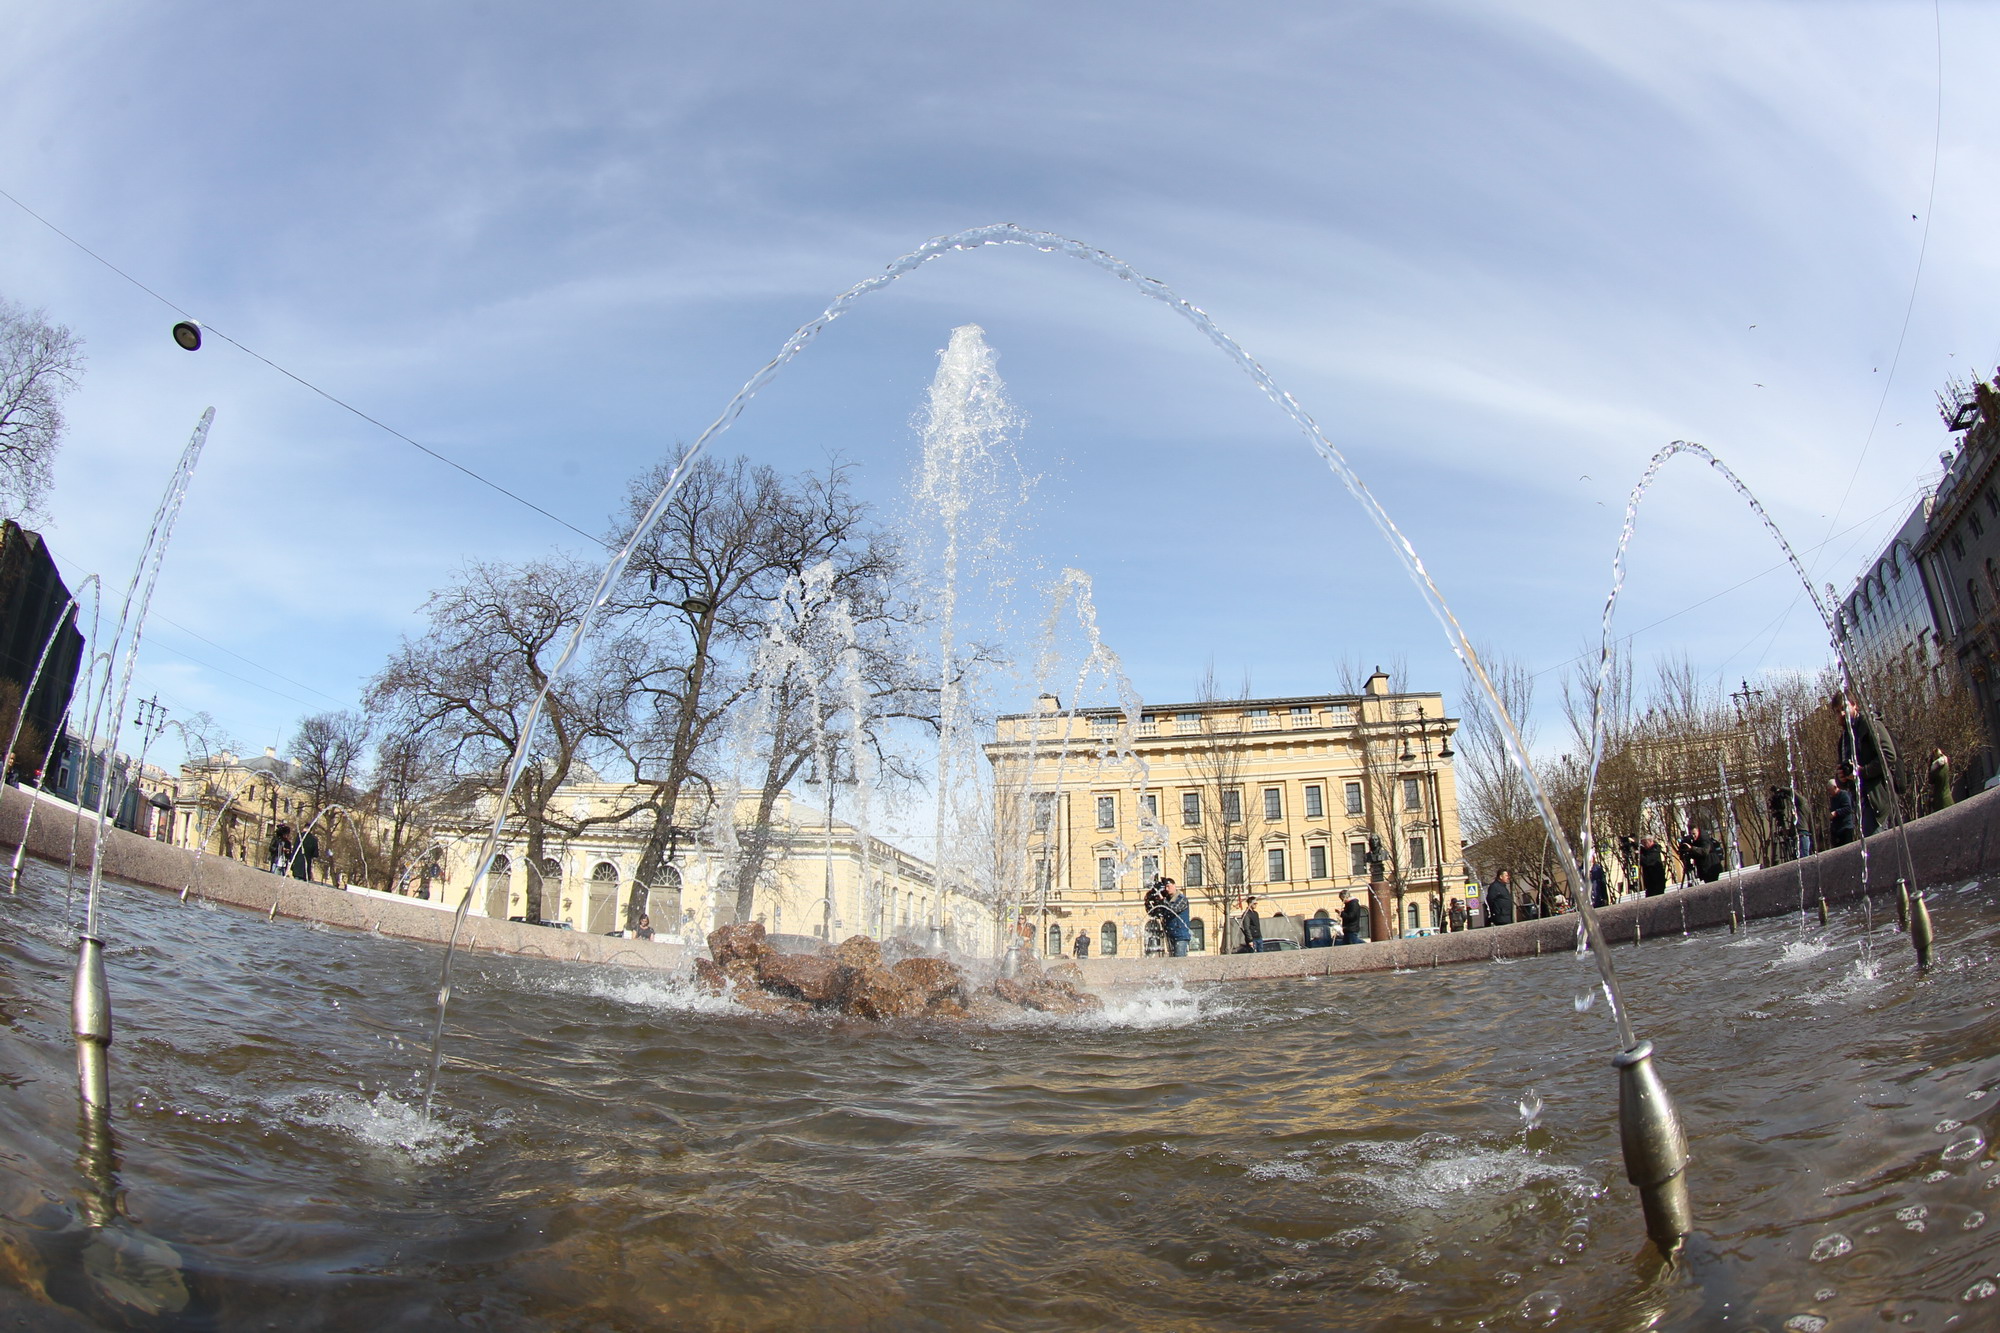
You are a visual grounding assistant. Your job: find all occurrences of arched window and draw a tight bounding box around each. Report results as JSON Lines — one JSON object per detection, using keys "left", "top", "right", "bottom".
{"left": 1970, "top": 580, "right": 1983, "bottom": 617}
{"left": 587, "top": 861, "right": 620, "bottom": 934}
{"left": 1189, "top": 916, "right": 1206, "bottom": 952}
{"left": 1100, "top": 921, "right": 1119, "bottom": 957}
{"left": 484, "top": 854, "right": 511, "bottom": 919}
{"left": 1047, "top": 923, "right": 1063, "bottom": 956}
{"left": 1407, "top": 902, "right": 1421, "bottom": 932}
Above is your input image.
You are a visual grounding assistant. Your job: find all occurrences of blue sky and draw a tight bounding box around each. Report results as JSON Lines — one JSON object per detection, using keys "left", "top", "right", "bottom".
{"left": 2, "top": 0, "right": 1995, "bottom": 770}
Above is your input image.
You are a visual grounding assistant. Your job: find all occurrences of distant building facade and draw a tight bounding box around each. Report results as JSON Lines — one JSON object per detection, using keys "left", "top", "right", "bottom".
{"left": 1915, "top": 377, "right": 2000, "bottom": 766}
{"left": 984, "top": 671, "right": 1467, "bottom": 959}
{"left": 1837, "top": 497, "right": 1943, "bottom": 682}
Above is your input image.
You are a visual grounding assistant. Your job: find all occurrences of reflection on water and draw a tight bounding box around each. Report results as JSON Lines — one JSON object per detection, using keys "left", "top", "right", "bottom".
{"left": 4, "top": 859, "right": 2000, "bottom": 1329}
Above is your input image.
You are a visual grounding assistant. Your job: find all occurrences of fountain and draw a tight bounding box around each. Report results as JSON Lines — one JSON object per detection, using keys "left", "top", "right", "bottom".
{"left": 6, "top": 228, "right": 1997, "bottom": 1328}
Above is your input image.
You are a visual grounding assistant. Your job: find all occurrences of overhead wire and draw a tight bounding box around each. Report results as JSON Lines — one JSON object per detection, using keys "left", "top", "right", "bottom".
{"left": 0, "top": 185, "right": 610, "bottom": 551}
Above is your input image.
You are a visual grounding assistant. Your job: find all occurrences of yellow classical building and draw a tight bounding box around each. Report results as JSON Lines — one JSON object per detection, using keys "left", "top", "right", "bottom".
{"left": 984, "top": 671, "right": 1468, "bottom": 958}
{"left": 424, "top": 784, "right": 991, "bottom": 953}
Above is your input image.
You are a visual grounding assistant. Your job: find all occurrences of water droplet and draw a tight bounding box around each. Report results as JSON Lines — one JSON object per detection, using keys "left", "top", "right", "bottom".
{"left": 1968, "top": 1089, "right": 1989, "bottom": 1101}
{"left": 1815, "top": 1288, "right": 1837, "bottom": 1301}
{"left": 1929, "top": 1170, "right": 1953, "bottom": 1182}
{"left": 1521, "top": 1290, "right": 1563, "bottom": 1325}
{"left": 1938, "top": 1119, "right": 1965, "bottom": 1133}
{"left": 1496, "top": 1270, "right": 1523, "bottom": 1287}
{"left": 1965, "top": 1211, "right": 1986, "bottom": 1230}
{"left": 1574, "top": 989, "right": 1597, "bottom": 1012}
{"left": 1945, "top": 1136, "right": 1986, "bottom": 1161}
{"left": 1784, "top": 1317, "right": 1828, "bottom": 1332}
{"left": 1518, "top": 1090, "right": 1544, "bottom": 1128}
{"left": 1965, "top": 1279, "right": 1998, "bottom": 1302}
{"left": 1810, "top": 1234, "right": 1852, "bottom": 1262}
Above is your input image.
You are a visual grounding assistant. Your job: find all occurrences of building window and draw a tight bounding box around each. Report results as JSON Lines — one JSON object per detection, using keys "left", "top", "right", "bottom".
{"left": 1987, "top": 486, "right": 1998, "bottom": 516}
{"left": 1350, "top": 843, "right": 1369, "bottom": 877}
{"left": 1409, "top": 835, "right": 1427, "bottom": 870}
{"left": 1266, "top": 847, "right": 1287, "bottom": 881}
{"left": 1185, "top": 853, "right": 1205, "bottom": 887}
{"left": 1304, "top": 784, "right": 1323, "bottom": 819}
{"left": 1309, "top": 844, "right": 1328, "bottom": 878}
{"left": 1262, "top": 788, "right": 1282, "bottom": 821}
{"left": 1047, "top": 924, "right": 1063, "bottom": 956}
{"left": 1408, "top": 903, "right": 1421, "bottom": 932}
{"left": 1403, "top": 777, "right": 1423, "bottom": 810}
{"left": 1953, "top": 534, "right": 1966, "bottom": 560}
{"left": 1141, "top": 854, "right": 1159, "bottom": 883}
{"left": 1141, "top": 793, "right": 1158, "bottom": 819}
{"left": 1225, "top": 850, "right": 1246, "bottom": 885}
{"left": 1345, "top": 781, "right": 1363, "bottom": 815}
{"left": 1189, "top": 916, "right": 1206, "bottom": 952}
{"left": 1181, "top": 791, "right": 1201, "bottom": 826}
{"left": 1096, "top": 795, "right": 1115, "bottom": 829}
{"left": 1101, "top": 922, "right": 1119, "bottom": 957}
{"left": 1032, "top": 792, "right": 1056, "bottom": 832}
{"left": 1970, "top": 580, "right": 1982, "bottom": 616}
{"left": 1974, "top": 512, "right": 1988, "bottom": 539}
{"left": 1222, "top": 788, "right": 1242, "bottom": 822}
{"left": 1097, "top": 857, "right": 1117, "bottom": 891}
{"left": 1175, "top": 711, "right": 1202, "bottom": 735}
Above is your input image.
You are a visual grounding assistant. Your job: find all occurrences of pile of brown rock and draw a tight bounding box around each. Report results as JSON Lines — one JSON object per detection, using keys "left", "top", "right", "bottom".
{"left": 694, "top": 922, "right": 1101, "bottom": 1020}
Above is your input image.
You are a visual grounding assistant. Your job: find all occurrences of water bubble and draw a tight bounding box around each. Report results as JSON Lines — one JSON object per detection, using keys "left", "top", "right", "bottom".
{"left": 1521, "top": 1291, "right": 1562, "bottom": 1325}
{"left": 1518, "top": 1090, "right": 1544, "bottom": 1129}
{"left": 1938, "top": 1119, "right": 1965, "bottom": 1133}
{"left": 1496, "top": 1271, "right": 1523, "bottom": 1287}
{"left": 1969, "top": 1089, "right": 1990, "bottom": 1101}
{"left": 1945, "top": 1136, "right": 1986, "bottom": 1161}
{"left": 1815, "top": 1288, "right": 1837, "bottom": 1301}
{"left": 1928, "top": 1170, "right": 1952, "bottom": 1182}
{"left": 1897, "top": 1205, "right": 1927, "bottom": 1233}
{"left": 1965, "top": 1279, "right": 1998, "bottom": 1302}
{"left": 1783, "top": 1318, "right": 1828, "bottom": 1332}
{"left": 1809, "top": 1234, "right": 1853, "bottom": 1262}
{"left": 1573, "top": 989, "right": 1597, "bottom": 1012}
{"left": 1966, "top": 1211, "right": 1987, "bottom": 1230}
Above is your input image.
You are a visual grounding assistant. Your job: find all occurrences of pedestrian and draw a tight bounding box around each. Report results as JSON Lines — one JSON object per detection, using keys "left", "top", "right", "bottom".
{"left": 1484, "top": 871, "right": 1515, "bottom": 927}
{"left": 1832, "top": 689, "right": 1902, "bottom": 836}
{"left": 1339, "top": 890, "right": 1367, "bottom": 944}
{"left": 1829, "top": 776, "right": 1857, "bottom": 847}
{"left": 1639, "top": 836, "right": 1667, "bottom": 897}
{"left": 1143, "top": 876, "right": 1169, "bottom": 924}
{"left": 1448, "top": 897, "right": 1467, "bottom": 932}
{"left": 1929, "top": 747, "right": 1954, "bottom": 813}
{"left": 1589, "top": 857, "right": 1608, "bottom": 909}
{"left": 635, "top": 913, "right": 656, "bottom": 941}
{"left": 268, "top": 824, "right": 292, "bottom": 876}
{"left": 1073, "top": 929, "right": 1089, "bottom": 959}
{"left": 1675, "top": 826, "right": 1703, "bottom": 883}
{"left": 1238, "top": 893, "right": 1263, "bottom": 953}
{"left": 294, "top": 827, "right": 320, "bottom": 881}
{"left": 1160, "top": 880, "right": 1192, "bottom": 957}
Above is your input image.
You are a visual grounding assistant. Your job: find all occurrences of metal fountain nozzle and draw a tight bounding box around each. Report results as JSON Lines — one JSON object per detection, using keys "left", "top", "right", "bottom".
{"left": 1911, "top": 893, "right": 1935, "bottom": 970}
{"left": 1614, "top": 1039, "right": 1691, "bottom": 1259}
{"left": 73, "top": 936, "right": 112, "bottom": 1113}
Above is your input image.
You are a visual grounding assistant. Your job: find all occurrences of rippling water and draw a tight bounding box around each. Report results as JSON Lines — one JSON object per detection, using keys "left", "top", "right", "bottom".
{"left": 4, "top": 858, "right": 2000, "bottom": 1330}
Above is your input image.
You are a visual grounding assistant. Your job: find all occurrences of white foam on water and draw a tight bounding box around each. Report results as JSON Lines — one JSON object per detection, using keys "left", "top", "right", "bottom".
{"left": 999, "top": 977, "right": 1240, "bottom": 1031}
{"left": 1773, "top": 940, "right": 1833, "bottom": 967}
{"left": 541, "top": 969, "right": 747, "bottom": 1016}
{"left": 1336, "top": 1134, "right": 1601, "bottom": 1212}
{"left": 1803, "top": 956, "right": 1887, "bottom": 1007}
{"left": 1245, "top": 1160, "right": 1319, "bottom": 1182}
{"left": 289, "top": 1091, "right": 475, "bottom": 1166}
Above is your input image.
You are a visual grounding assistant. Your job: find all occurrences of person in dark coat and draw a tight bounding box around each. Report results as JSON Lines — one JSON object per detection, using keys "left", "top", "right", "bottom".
{"left": 268, "top": 824, "right": 293, "bottom": 876}
{"left": 1929, "top": 747, "right": 1954, "bottom": 814}
{"left": 1639, "top": 837, "right": 1667, "bottom": 897}
{"left": 1073, "top": 929, "right": 1089, "bottom": 959}
{"left": 1589, "top": 858, "right": 1609, "bottom": 909}
{"left": 1833, "top": 690, "right": 1901, "bottom": 835}
{"left": 1339, "top": 891, "right": 1367, "bottom": 944}
{"left": 1237, "top": 894, "right": 1263, "bottom": 953}
{"left": 1448, "top": 898, "right": 1467, "bottom": 932}
{"left": 1484, "top": 871, "right": 1515, "bottom": 927}
{"left": 1829, "top": 777, "right": 1857, "bottom": 847}
{"left": 294, "top": 827, "right": 320, "bottom": 881}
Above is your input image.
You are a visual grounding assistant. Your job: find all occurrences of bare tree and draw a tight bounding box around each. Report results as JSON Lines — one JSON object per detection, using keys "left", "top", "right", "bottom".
{"left": 0, "top": 299, "right": 85, "bottom": 522}
{"left": 1457, "top": 647, "right": 1544, "bottom": 895}
{"left": 1177, "top": 667, "right": 1271, "bottom": 953}
{"left": 288, "top": 710, "right": 370, "bottom": 819}
{"left": 366, "top": 724, "right": 452, "bottom": 895}
{"left": 367, "top": 555, "right": 635, "bottom": 922}
{"left": 606, "top": 454, "right": 901, "bottom": 929}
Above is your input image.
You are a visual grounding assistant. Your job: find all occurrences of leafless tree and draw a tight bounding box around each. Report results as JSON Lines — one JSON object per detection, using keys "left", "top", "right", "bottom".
{"left": 288, "top": 710, "right": 370, "bottom": 818}
{"left": 0, "top": 299, "right": 85, "bottom": 522}
{"left": 605, "top": 454, "right": 905, "bottom": 929}
{"left": 1177, "top": 667, "right": 1271, "bottom": 952}
{"left": 367, "top": 554, "right": 637, "bottom": 922}
{"left": 365, "top": 724, "right": 452, "bottom": 894}
{"left": 1456, "top": 647, "right": 1545, "bottom": 894}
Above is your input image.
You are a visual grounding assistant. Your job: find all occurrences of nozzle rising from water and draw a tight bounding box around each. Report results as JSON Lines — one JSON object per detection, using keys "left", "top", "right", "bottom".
{"left": 1614, "top": 1039, "right": 1692, "bottom": 1258}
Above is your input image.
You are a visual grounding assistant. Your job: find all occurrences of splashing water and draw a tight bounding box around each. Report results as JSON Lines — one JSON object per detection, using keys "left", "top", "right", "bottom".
{"left": 1518, "top": 1089, "right": 1545, "bottom": 1130}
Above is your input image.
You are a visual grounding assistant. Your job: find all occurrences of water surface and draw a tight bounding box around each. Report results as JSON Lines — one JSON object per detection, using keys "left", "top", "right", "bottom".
{"left": 4, "top": 858, "right": 1999, "bottom": 1330}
